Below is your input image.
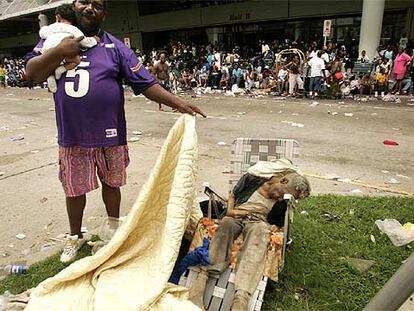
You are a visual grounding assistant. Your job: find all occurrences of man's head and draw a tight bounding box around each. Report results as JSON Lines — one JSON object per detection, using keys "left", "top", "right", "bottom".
{"left": 159, "top": 52, "right": 167, "bottom": 63}
{"left": 361, "top": 49, "right": 366, "bottom": 56}
{"left": 265, "top": 172, "right": 311, "bottom": 201}
{"left": 72, "top": 0, "right": 106, "bottom": 36}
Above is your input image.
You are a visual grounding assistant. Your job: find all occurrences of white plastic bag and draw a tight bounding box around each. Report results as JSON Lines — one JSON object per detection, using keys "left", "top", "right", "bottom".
{"left": 375, "top": 219, "right": 414, "bottom": 246}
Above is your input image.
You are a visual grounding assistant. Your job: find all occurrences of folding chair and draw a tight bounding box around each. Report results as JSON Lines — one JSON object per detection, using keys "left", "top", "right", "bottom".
{"left": 179, "top": 138, "right": 300, "bottom": 311}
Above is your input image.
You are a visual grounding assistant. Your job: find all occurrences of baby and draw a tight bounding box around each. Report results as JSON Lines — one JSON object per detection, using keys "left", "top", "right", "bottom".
{"left": 39, "top": 4, "right": 97, "bottom": 93}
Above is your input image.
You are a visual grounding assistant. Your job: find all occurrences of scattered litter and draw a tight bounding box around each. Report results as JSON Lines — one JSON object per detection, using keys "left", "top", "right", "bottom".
{"left": 28, "top": 98, "right": 40, "bottom": 101}
{"left": 383, "top": 140, "right": 399, "bottom": 146}
{"left": 328, "top": 111, "right": 338, "bottom": 115}
{"left": 371, "top": 113, "right": 377, "bottom": 116}
{"left": 8, "top": 244, "right": 14, "bottom": 248}
{"left": 3, "top": 264, "right": 28, "bottom": 275}
{"left": 217, "top": 141, "right": 227, "bottom": 146}
{"left": 6, "top": 94, "right": 14, "bottom": 96}
{"left": 294, "top": 293, "right": 300, "bottom": 301}
{"left": 391, "top": 128, "right": 400, "bottom": 131}
{"left": 15, "top": 234, "right": 26, "bottom": 240}
{"left": 338, "top": 101, "right": 345, "bottom": 104}
{"left": 396, "top": 174, "right": 410, "bottom": 179}
{"left": 381, "top": 170, "right": 390, "bottom": 174}
{"left": 349, "top": 209, "right": 355, "bottom": 216}
{"left": 291, "top": 113, "right": 299, "bottom": 116}
{"left": 11, "top": 134, "right": 24, "bottom": 141}
{"left": 383, "top": 94, "right": 398, "bottom": 102}
{"left": 41, "top": 243, "right": 56, "bottom": 252}
{"left": 370, "top": 234, "right": 376, "bottom": 244}
{"left": 321, "top": 211, "right": 341, "bottom": 221}
{"left": 300, "top": 211, "right": 309, "bottom": 216}
{"left": 344, "top": 113, "right": 353, "bottom": 117}
{"left": 132, "top": 130, "right": 143, "bottom": 135}
{"left": 236, "top": 112, "right": 246, "bottom": 115}
{"left": 350, "top": 189, "right": 363, "bottom": 194}
{"left": 81, "top": 226, "right": 88, "bottom": 233}
{"left": 375, "top": 219, "right": 414, "bottom": 246}
{"left": 21, "top": 249, "right": 31, "bottom": 256}
{"left": 31, "top": 150, "right": 40, "bottom": 154}
{"left": 337, "top": 178, "right": 351, "bottom": 183}
{"left": 310, "top": 101, "right": 319, "bottom": 107}
{"left": 0, "top": 126, "right": 9, "bottom": 132}
{"left": 323, "top": 174, "right": 340, "bottom": 180}
{"left": 48, "top": 108, "right": 55, "bottom": 111}
{"left": 385, "top": 178, "right": 400, "bottom": 184}
{"left": 40, "top": 197, "right": 48, "bottom": 204}
{"left": 2, "top": 252, "right": 9, "bottom": 258}
{"left": 222, "top": 168, "right": 231, "bottom": 174}
{"left": 129, "top": 137, "right": 140, "bottom": 142}
{"left": 282, "top": 121, "right": 304, "bottom": 128}
{"left": 0, "top": 172, "right": 4, "bottom": 177}
{"left": 346, "top": 258, "right": 375, "bottom": 273}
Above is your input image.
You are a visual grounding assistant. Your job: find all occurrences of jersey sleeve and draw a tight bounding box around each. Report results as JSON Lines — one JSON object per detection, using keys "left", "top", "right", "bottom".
{"left": 117, "top": 44, "right": 157, "bottom": 95}
{"left": 24, "top": 40, "right": 45, "bottom": 68}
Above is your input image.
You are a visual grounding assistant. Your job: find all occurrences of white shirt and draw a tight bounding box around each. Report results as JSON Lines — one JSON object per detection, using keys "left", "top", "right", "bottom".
{"left": 214, "top": 52, "right": 221, "bottom": 70}
{"left": 321, "top": 52, "right": 329, "bottom": 64}
{"left": 309, "top": 57, "right": 325, "bottom": 77}
{"left": 262, "top": 44, "right": 270, "bottom": 54}
{"left": 309, "top": 50, "right": 317, "bottom": 59}
{"left": 278, "top": 69, "right": 288, "bottom": 80}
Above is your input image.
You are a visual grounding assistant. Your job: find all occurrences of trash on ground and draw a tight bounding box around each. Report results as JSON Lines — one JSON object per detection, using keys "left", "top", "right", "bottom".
{"left": 217, "top": 141, "right": 227, "bottom": 146}
{"left": 321, "top": 211, "right": 341, "bottom": 221}
{"left": 391, "top": 128, "right": 401, "bottom": 131}
{"left": 375, "top": 219, "right": 414, "bottom": 246}
{"left": 344, "top": 113, "right": 353, "bottom": 117}
{"left": 81, "top": 227, "right": 88, "bottom": 233}
{"left": 350, "top": 189, "right": 363, "bottom": 194}
{"left": 236, "top": 112, "right": 246, "bottom": 115}
{"left": 41, "top": 243, "right": 56, "bottom": 252}
{"left": 370, "top": 234, "right": 376, "bottom": 243}
{"left": 396, "top": 174, "right": 410, "bottom": 179}
{"left": 385, "top": 178, "right": 400, "bottom": 184}
{"left": 323, "top": 174, "right": 340, "bottom": 180}
{"left": 381, "top": 170, "right": 390, "bottom": 174}
{"left": 349, "top": 209, "right": 355, "bottom": 216}
{"left": 310, "top": 101, "right": 319, "bottom": 107}
{"left": 48, "top": 108, "right": 55, "bottom": 111}
{"left": 328, "top": 111, "right": 338, "bottom": 115}
{"left": 31, "top": 150, "right": 40, "bottom": 154}
{"left": 300, "top": 211, "right": 309, "bottom": 216}
{"left": 383, "top": 140, "right": 399, "bottom": 146}
{"left": 129, "top": 137, "right": 140, "bottom": 142}
{"left": 346, "top": 258, "right": 375, "bottom": 273}
{"left": 40, "top": 197, "right": 48, "bottom": 204}
{"left": 0, "top": 172, "right": 4, "bottom": 177}
{"left": 3, "top": 264, "right": 28, "bottom": 275}
{"left": 21, "top": 249, "right": 31, "bottom": 256}
{"left": 222, "top": 168, "right": 231, "bottom": 174}
{"left": 132, "top": 130, "right": 143, "bottom": 135}
{"left": 337, "top": 178, "right": 351, "bottom": 183}
{"left": 15, "top": 234, "right": 26, "bottom": 240}
{"left": 11, "top": 134, "right": 24, "bottom": 141}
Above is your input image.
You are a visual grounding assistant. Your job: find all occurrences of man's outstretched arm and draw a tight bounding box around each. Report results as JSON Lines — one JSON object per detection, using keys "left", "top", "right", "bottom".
{"left": 143, "top": 83, "right": 206, "bottom": 118}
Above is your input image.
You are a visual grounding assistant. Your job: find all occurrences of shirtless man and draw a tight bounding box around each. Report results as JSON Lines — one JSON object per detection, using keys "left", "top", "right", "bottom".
{"left": 152, "top": 52, "right": 170, "bottom": 111}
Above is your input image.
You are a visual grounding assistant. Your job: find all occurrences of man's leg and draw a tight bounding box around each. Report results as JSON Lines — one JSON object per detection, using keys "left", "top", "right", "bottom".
{"left": 102, "top": 182, "right": 120, "bottom": 218}
{"left": 66, "top": 195, "right": 86, "bottom": 238}
{"left": 232, "top": 221, "right": 270, "bottom": 310}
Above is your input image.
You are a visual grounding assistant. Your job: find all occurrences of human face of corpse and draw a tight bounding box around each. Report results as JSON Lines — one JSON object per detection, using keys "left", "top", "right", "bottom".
{"left": 73, "top": 0, "right": 105, "bottom": 36}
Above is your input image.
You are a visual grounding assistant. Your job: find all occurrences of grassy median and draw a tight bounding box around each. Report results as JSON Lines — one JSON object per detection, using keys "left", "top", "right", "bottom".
{"left": 1, "top": 195, "right": 413, "bottom": 311}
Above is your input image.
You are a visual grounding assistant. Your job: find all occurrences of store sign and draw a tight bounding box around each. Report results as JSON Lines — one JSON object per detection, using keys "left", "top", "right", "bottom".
{"left": 124, "top": 37, "right": 131, "bottom": 48}
{"left": 323, "top": 19, "right": 332, "bottom": 37}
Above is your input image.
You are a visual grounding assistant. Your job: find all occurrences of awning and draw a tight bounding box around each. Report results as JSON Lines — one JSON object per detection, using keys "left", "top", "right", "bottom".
{"left": 0, "top": 0, "right": 72, "bottom": 21}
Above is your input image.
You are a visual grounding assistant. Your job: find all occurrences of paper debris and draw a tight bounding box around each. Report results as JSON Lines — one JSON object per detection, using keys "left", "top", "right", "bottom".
{"left": 16, "top": 233, "right": 26, "bottom": 240}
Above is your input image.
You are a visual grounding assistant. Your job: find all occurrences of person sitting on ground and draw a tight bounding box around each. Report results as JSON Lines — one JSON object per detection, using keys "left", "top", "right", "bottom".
{"left": 188, "top": 159, "right": 311, "bottom": 311}
{"left": 360, "top": 72, "right": 373, "bottom": 96}
{"left": 349, "top": 75, "right": 360, "bottom": 96}
{"left": 39, "top": 4, "right": 97, "bottom": 93}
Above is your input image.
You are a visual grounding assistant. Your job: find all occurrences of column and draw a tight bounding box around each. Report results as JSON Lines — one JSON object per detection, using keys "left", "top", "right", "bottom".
{"left": 358, "top": 0, "right": 385, "bottom": 60}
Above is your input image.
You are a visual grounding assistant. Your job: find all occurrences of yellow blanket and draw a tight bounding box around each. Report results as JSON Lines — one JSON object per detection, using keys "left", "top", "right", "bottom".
{"left": 26, "top": 115, "right": 202, "bottom": 311}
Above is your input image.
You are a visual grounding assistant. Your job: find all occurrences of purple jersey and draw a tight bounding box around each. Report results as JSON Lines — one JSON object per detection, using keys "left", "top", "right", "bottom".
{"left": 25, "top": 32, "right": 156, "bottom": 147}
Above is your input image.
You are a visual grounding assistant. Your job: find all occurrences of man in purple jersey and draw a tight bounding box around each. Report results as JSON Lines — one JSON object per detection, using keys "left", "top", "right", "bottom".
{"left": 25, "top": 0, "right": 206, "bottom": 263}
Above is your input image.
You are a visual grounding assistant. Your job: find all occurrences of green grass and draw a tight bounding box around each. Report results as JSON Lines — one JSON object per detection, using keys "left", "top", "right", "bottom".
{"left": 0, "top": 196, "right": 413, "bottom": 311}
{"left": 263, "top": 195, "right": 414, "bottom": 311}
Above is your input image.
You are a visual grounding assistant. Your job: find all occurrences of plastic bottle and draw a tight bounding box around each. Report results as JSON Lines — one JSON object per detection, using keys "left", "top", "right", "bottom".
{"left": 3, "top": 264, "right": 27, "bottom": 275}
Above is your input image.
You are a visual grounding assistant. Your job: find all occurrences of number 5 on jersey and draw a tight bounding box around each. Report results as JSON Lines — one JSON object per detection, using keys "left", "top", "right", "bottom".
{"left": 65, "top": 61, "right": 90, "bottom": 98}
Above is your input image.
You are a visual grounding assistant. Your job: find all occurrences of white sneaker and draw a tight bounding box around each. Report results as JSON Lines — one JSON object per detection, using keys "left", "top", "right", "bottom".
{"left": 60, "top": 235, "right": 84, "bottom": 263}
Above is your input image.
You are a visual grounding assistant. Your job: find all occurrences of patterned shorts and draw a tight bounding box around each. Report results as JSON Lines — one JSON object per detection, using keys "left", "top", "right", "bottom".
{"left": 58, "top": 145, "right": 130, "bottom": 197}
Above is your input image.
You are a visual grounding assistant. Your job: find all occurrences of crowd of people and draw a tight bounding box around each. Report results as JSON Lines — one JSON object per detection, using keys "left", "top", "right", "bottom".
{"left": 1, "top": 35, "right": 414, "bottom": 99}
{"left": 138, "top": 36, "right": 414, "bottom": 100}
